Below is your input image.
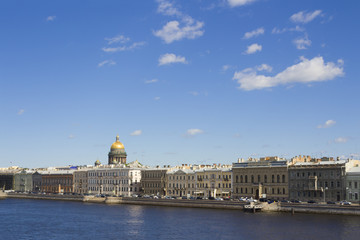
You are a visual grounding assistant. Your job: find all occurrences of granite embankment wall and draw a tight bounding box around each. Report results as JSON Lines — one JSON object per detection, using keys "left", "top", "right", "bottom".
{"left": 4, "top": 193, "right": 360, "bottom": 216}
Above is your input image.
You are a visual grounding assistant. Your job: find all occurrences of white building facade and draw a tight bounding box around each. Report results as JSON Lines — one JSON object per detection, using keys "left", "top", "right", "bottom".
{"left": 87, "top": 167, "right": 142, "bottom": 196}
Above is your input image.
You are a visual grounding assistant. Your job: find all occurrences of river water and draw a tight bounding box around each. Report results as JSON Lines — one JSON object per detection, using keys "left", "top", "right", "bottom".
{"left": 0, "top": 198, "right": 359, "bottom": 240}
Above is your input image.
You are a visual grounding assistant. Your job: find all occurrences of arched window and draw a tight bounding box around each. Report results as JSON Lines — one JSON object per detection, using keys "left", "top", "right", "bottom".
{"left": 257, "top": 175, "right": 261, "bottom": 183}
{"left": 245, "top": 175, "right": 248, "bottom": 183}
{"left": 264, "top": 175, "right": 267, "bottom": 183}
{"left": 236, "top": 175, "right": 239, "bottom": 183}
{"left": 240, "top": 175, "right": 243, "bottom": 183}
{"left": 277, "top": 175, "right": 280, "bottom": 183}
{"left": 272, "top": 175, "right": 274, "bottom": 183}
{"left": 282, "top": 175, "right": 286, "bottom": 183}
{"left": 251, "top": 175, "right": 254, "bottom": 183}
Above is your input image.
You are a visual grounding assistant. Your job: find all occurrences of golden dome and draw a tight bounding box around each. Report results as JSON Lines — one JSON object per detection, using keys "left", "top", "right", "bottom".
{"left": 111, "top": 135, "right": 125, "bottom": 150}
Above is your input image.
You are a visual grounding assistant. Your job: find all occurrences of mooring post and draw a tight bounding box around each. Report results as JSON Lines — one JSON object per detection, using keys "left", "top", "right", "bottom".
{"left": 253, "top": 207, "right": 256, "bottom": 213}
{"left": 291, "top": 208, "right": 295, "bottom": 215}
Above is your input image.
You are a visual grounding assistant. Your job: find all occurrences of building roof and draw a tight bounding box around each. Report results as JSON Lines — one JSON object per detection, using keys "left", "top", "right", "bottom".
{"left": 292, "top": 160, "right": 347, "bottom": 166}
{"left": 347, "top": 167, "right": 360, "bottom": 174}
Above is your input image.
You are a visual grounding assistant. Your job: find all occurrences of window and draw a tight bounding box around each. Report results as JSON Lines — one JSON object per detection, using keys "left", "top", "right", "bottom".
{"left": 257, "top": 175, "right": 260, "bottom": 183}
{"left": 272, "top": 175, "right": 274, "bottom": 183}
{"left": 236, "top": 175, "right": 239, "bottom": 183}
{"left": 277, "top": 175, "right": 280, "bottom": 183}
{"left": 355, "top": 182, "right": 358, "bottom": 189}
{"left": 349, "top": 181, "right": 352, "bottom": 188}
{"left": 240, "top": 175, "right": 243, "bottom": 183}
{"left": 282, "top": 175, "right": 285, "bottom": 183}
{"left": 264, "top": 175, "right": 267, "bottom": 183}
{"left": 251, "top": 175, "right": 254, "bottom": 183}
{"left": 245, "top": 175, "right": 248, "bottom": 183}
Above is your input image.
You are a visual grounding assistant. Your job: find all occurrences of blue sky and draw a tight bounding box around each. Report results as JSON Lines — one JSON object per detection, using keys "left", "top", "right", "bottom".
{"left": 0, "top": 0, "right": 359, "bottom": 168}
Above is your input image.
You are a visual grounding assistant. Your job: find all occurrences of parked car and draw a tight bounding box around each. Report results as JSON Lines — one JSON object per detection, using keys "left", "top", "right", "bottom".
{"left": 290, "top": 200, "right": 301, "bottom": 203}
{"left": 208, "top": 196, "right": 215, "bottom": 200}
{"left": 196, "top": 196, "right": 203, "bottom": 200}
{"left": 181, "top": 196, "right": 188, "bottom": 200}
{"left": 215, "top": 198, "right": 224, "bottom": 201}
{"left": 327, "top": 201, "right": 336, "bottom": 204}
{"left": 340, "top": 201, "right": 352, "bottom": 205}
{"left": 307, "top": 200, "right": 317, "bottom": 204}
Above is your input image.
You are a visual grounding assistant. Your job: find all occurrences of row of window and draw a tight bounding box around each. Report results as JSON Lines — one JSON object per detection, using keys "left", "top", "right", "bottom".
{"left": 88, "top": 186, "right": 137, "bottom": 192}
{"left": 143, "top": 183, "right": 161, "bottom": 188}
{"left": 290, "top": 170, "right": 341, "bottom": 178}
{"left": 235, "top": 187, "right": 286, "bottom": 195}
{"left": 291, "top": 181, "right": 341, "bottom": 188}
{"left": 168, "top": 183, "right": 232, "bottom": 189}
{"left": 168, "top": 174, "right": 231, "bottom": 181}
{"left": 88, "top": 179, "right": 132, "bottom": 185}
{"left": 88, "top": 171, "right": 138, "bottom": 177}
{"left": 348, "top": 181, "right": 359, "bottom": 188}
{"left": 42, "top": 178, "right": 72, "bottom": 185}
{"left": 235, "top": 174, "right": 286, "bottom": 184}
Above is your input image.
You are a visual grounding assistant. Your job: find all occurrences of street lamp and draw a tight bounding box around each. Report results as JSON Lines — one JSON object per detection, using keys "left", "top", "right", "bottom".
{"left": 322, "top": 187, "right": 328, "bottom": 203}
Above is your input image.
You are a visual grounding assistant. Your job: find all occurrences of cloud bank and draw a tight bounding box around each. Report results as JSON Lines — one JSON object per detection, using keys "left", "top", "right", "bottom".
{"left": 233, "top": 56, "right": 344, "bottom": 90}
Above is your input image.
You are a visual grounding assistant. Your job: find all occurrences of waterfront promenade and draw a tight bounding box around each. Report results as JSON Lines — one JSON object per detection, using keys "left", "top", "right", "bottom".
{"left": 4, "top": 193, "right": 360, "bottom": 216}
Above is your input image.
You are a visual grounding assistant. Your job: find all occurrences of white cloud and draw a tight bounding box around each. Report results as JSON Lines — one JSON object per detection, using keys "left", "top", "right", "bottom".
{"left": 189, "top": 91, "right": 199, "bottom": 96}
{"left": 68, "top": 134, "right": 75, "bottom": 139}
{"left": 228, "top": 0, "right": 256, "bottom": 7}
{"left": 222, "top": 65, "right": 232, "bottom": 71}
{"left": 244, "top": 43, "right": 262, "bottom": 54}
{"left": 46, "top": 16, "right": 56, "bottom": 21}
{"left": 317, "top": 120, "right": 336, "bottom": 128}
{"left": 233, "top": 56, "right": 344, "bottom": 91}
{"left": 130, "top": 130, "right": 142, "bottom": 136}
{"left": 157, "top": 0, "right": 182, "bottom": 17}
{"left": 154, "top": 20, "right": 204, "bottom": 44}
{"left": 145, "top": 79, "right": 159, "bottom": 84}
{"left": 154, "top": 0, "right": 204, "bottom": 43}
{"left": 105, "top": 35, "right": 130, "bottom": 44}
{"left": 293, "top": 34, "right": 311, "bottom": 50}
{"left": 272, "top": 26, "right": 305, "bottom": 34}
{"left": 154, "top": 96, "right": 161, "bottom": 101}
{"left": 17, "top": 109, "right": 25, "bottom": 115}
{"left": 243, "top": 27, "right": 264, "bottom": 39}
{"left": 98, "top": 60, "right": 116, "bottom": 67}
{"left": 256, "top": 64, "right": 272, "bottom": 72}
{"left": 185, "top": 128, "right": 204, "bottom": 136}
{"left": 158, "top": 53, "right": 187, "bottom": 66}
{"left": 334, "top": 137, "right": 348, "bottom": 143}
{"left": 290, "top": 10, "right": 322, "bottom": 24}
{"left": 102, "top": 41, "right": 145, "bottom": 53}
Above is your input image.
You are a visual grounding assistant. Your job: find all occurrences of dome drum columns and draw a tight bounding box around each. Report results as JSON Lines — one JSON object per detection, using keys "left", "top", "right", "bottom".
{"left": 108, "top": 135, "right": 127, "bottom": 165}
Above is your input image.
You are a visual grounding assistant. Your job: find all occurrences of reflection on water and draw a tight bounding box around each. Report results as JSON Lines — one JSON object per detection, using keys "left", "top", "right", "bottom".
{"left": 1, "top": 198, "right": 359, "bottom": 240}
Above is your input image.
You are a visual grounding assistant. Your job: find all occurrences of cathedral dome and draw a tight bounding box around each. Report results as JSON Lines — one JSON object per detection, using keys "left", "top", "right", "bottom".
{"left": 110, "top": 135, "right": 125, "bottom": 150}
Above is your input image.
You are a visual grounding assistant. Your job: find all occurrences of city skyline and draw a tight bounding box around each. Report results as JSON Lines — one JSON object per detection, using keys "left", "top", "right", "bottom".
{"left": 1, "top": 0, "right": 359, "bottom": 168}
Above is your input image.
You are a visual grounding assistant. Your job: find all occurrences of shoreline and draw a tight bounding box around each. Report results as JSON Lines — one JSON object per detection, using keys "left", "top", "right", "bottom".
{"left": 4, "top": 193, "right": 360, "bottom": 216}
